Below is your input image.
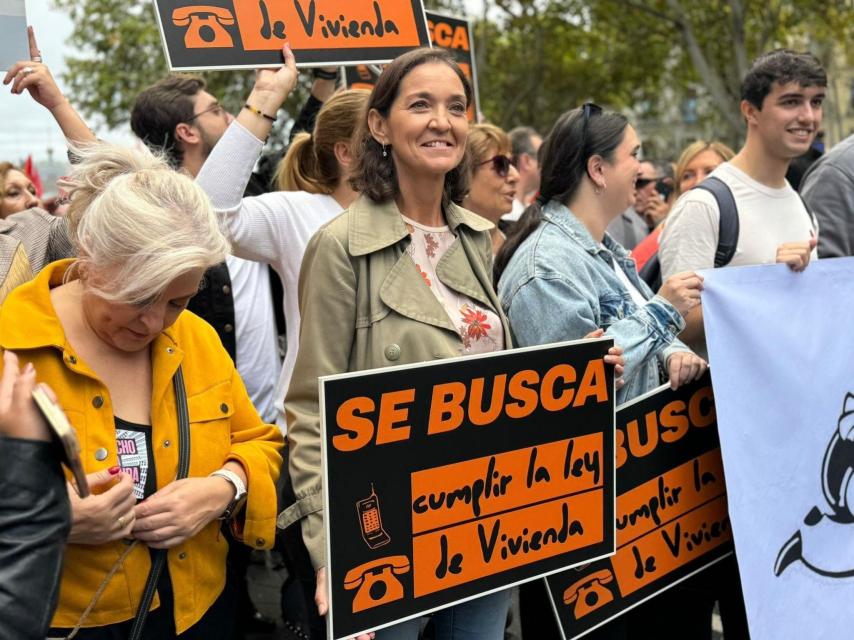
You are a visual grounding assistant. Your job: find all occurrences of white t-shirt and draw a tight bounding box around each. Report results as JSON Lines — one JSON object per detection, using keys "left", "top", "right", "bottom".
{"left": 226, "top": 254, "right": 281, "bottom": 424}
{"left": 607, "top": 250, "right": 648, "bottom": 307}
{"left": 659, "top": 162, "right": 818, "bottom": 278}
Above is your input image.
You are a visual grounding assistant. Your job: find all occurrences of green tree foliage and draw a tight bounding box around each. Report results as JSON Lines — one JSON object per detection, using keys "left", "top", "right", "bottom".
{"left": 54, "top": 0, "right": 854, "bottom": 153}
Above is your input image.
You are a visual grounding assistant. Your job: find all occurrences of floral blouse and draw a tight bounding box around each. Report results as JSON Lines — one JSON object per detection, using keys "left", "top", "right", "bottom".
{"left": 402, "top": 215, "right": 504, "bottom": 355}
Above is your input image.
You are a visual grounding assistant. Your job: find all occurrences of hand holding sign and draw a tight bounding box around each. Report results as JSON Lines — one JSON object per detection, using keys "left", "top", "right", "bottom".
{"left": 315, "top": 568, "right": 376, "bottom": 640}
{"left": 237, "top": 43, "right": 298, "bottom": 141}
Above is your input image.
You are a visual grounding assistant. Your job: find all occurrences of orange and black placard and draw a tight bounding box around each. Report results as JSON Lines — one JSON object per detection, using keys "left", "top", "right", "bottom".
{"left": 152, "top": 0, "right": 431, "bottom": 70}
{"left": 545, "top": 372, "right": 733, "bottom": 639}
{"left": 343, "top": 11, "right": 480, "bottom": 121}
{"left": 321, "top": 339, "right": 616, "bottom": 639}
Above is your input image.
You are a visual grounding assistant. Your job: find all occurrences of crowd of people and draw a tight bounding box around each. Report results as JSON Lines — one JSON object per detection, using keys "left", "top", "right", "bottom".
{"left": 0, "top": 21, "right": 848, "bottom": 640}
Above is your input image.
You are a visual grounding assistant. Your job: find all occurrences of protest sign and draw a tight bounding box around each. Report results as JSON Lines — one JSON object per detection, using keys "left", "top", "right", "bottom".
{"left": 701, "top": 257, "right": 854, "bottom": 640}
{"left": 343, "top": 11, "right": 481, "bottom": 120}
{"left": 321, "top": 339, "right": 616, "bottom": 639}
{"left": 152, "top": 0, "right": 431, "bottom": 71}
{"left": 0, "top": 0, "right": 28, "bottom": 71}
{"left": 546, "top": 373, "right": 732, "bottom": 639}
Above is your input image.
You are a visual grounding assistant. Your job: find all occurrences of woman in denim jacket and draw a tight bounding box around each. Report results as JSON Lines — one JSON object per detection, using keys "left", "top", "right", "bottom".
{"left": 496, "top": 105, "right": 706, "bottom": 406}
{"left": 495, "top": 105, "right": 707, "bottom": 639}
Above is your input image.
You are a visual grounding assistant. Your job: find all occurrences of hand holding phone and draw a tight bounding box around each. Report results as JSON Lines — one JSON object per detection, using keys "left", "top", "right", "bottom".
{"left": 32, "top": 383, "right": 90, "bottom": 497}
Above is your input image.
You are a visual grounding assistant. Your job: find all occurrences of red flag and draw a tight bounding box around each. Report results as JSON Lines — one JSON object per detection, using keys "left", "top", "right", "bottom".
{"left": 23, "top": 155, "right": 44, "bottom": 198}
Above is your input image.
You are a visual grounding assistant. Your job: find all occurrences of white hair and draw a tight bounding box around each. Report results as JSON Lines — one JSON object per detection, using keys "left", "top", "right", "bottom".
{"left": 59, "top": 142, "right": 229, "bottom": 305}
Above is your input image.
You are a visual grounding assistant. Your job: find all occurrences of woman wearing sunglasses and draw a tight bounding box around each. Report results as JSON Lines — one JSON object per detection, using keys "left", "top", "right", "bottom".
{"left": 459, "top": 124, "right": 520, "bottom": 254}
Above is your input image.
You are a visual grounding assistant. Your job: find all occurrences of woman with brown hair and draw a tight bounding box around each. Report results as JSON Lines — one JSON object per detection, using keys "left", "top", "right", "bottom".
{"left": 284, "top": 47, "right": 514, "bottom": 639}
{"left": 459, "top": 123, "right": 520, "bottom": 254}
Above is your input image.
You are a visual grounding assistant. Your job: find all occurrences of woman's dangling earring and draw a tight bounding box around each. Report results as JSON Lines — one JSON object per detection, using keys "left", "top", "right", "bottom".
{"left": 382, "top": 144, "right": 388, "bottom": 158}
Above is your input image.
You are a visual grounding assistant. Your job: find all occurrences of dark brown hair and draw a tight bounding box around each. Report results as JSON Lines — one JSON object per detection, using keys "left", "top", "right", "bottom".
{"left": 349, "top": 47, "right": 473, "bottom": 209}
{"left": 131, "top": 75, "right": 206, "bottom": 168}
{"left": 495, "top": 107, "right": 629, "bottom": 281}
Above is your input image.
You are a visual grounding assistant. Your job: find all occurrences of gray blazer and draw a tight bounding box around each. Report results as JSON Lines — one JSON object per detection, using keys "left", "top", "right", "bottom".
{"left": 0, "top": 208, "right": 73, "bottom": 273}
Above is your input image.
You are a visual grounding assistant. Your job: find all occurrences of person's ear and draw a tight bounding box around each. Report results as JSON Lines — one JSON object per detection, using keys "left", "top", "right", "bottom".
{"left": 174, "top": 122, "right": 199, "bottom": 147}
{"left": 367, "top": 108, "right": 388, "bottom": 146}
{"left": 333, "top": 140, "right": 353, "bottom": 169}
{"left": 587, "top": 154, "right": 606, "bottom": 190}
{"left": 741, "top": 99, "right": 760, "bottom": 126}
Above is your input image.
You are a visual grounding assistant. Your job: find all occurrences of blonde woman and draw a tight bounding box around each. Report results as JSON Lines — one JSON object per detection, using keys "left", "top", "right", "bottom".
{"left": 0, "top": 143, "right": 283, "bottom": 639}
{"left": 459, "top": 124, "right": 520, "bottom": 254}
{"left": 632, "top": 140, "right": 734, "bottom": 274}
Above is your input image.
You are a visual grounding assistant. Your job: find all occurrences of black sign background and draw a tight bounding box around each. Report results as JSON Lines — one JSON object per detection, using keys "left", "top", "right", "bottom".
{"left": 322, "top": 340, "right": 616, "bottom": 639}
{"left": 546, "top": 373, "right": 733, "bottom": 639}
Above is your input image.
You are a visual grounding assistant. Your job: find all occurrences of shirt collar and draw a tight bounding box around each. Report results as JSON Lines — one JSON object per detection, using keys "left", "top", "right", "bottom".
{"left": 541, "top": 200, "right": 632, "bottom": 262}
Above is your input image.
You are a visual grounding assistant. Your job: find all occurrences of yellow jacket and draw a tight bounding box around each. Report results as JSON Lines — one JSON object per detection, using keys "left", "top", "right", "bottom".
{"left": 0, "top": 260, "right": 283, "bottom": 633}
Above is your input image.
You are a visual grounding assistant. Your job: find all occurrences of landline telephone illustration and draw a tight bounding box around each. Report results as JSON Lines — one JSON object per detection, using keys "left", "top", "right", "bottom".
{"left": 343, "top": 555, "right": 410, "bottom": 613}
{"left": 172, "top": 5, "right": 235, "bottom": 49}
{"left": 357, "top": 484, "right": 391, "bottom": 549}
{"left": 563, "top": 568, "right": 615, "bottom": 619}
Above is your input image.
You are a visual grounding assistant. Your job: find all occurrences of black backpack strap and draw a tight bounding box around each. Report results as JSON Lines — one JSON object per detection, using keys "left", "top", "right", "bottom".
{"left": 694, "top": 176, "right": 739, "bottom": 267}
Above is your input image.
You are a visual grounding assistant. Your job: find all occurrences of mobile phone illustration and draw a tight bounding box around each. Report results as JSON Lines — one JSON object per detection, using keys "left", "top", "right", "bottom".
{"left": 356, "top": 484, "right": 391, "bottom": 549}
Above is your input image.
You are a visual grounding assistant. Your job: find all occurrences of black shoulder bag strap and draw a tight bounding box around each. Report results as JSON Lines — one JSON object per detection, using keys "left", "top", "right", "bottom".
{"left": 128, "top": 365, "right": 191, "bottom": 640}
{"left": 694, "top": 176, "right": 739, "bottom": 268}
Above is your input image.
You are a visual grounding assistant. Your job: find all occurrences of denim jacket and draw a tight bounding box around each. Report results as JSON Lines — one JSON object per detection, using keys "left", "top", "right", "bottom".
{"left": 498, "top": 201, "right": 690, "bottom": 403}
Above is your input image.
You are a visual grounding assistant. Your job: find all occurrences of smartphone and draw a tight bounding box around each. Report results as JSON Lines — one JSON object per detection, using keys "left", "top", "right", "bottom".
{"left": 32, "top": 384, "right": 90, "bottom": 497}
{"left": 655, "top": 178, "right": 674, "bottom": 201}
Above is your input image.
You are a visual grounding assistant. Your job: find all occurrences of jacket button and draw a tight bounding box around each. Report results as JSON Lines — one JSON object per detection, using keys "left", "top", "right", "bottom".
{"left": 224, "top": 323, "right": 234, "bottom": 333}
{"left": 94, "top": 448, "right": 108, "bottom": 461}
{"left": 163, "top": 440, "right": 171, "bottom": 448}
{"left": 92, "top": 395, "right": 104, "bottom": 409}
{"left": 178, "top": 552, "right": 187, "bottom": 560}
{"left": 255, "top": 538, "right": 265, "bottom": 547}
{"left": 166, "top": 347, "right": 174, "bottom": 354}
{"left": 220, "top": 403, "right": 229, "bottom": 414}
{"left": 384, "top": 344, "right": 401, "bottom": 361}
{"left": 222, "top": 285, "right": 231, "bottom": 295}
{"left": 67, "top": 355, "right": 77, "bottom": 365}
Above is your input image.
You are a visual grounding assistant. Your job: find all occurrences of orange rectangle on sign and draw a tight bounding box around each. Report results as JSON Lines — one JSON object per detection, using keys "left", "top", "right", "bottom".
{"left": 610, "top": 495, "right": 731, "bottom": 596}
{"left": 616, "top": 450, "right": 725, "bottom": 545}
{"left": 233, "top": 0, "right": 424, "bottom": 51}
{"left": 412, "top": 490, "right": 604, "bottom": 597}
{"left": 411, "top": 435, "right": 603, "bottom": 535}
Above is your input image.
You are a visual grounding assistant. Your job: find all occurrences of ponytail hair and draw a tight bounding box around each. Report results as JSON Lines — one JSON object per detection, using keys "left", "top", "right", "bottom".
{"left": 494, "top": 106, "right": 628, "bottom": 281}
{"left": 275, "top": 89, "right": 370, "bottom": 193}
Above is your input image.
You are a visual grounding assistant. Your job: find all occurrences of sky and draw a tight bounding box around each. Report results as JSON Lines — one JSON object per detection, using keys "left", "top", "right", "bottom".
{"left": 0, "top": 0, "right": 488, "bottom": 166}
{"left": 0, "top": 1, "right": 137, "bottom": 165}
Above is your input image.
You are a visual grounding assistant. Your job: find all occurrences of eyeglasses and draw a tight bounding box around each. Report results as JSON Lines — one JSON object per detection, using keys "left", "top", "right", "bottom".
{"left": 479, "top": 154, "right": 517, "bottom": 178}
{"left": 635, "top": 178, "right": 657, "bottom": 188}
{"left": 187, "top": 102, "right": 226, "bottom": 122}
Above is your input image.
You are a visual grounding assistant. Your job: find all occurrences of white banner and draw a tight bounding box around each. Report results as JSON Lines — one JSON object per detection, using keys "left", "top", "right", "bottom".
{"left": 701, "top": 257, "right": 854, "bottom": 640}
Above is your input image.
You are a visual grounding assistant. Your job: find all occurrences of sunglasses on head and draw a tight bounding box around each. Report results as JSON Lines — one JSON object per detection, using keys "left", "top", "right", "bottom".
{"left": 479, "top": 154, "right": 517, "bottom": 178}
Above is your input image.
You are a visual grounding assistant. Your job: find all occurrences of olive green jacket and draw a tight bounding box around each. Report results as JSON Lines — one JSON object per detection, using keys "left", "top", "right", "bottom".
{"left": 278, "top": 194, "right": 512, "bottom": 569}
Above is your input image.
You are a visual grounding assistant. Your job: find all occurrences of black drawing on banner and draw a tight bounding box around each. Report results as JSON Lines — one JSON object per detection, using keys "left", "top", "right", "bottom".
{"left": 357, "top": 484, "right": 391, "bottom": 549}
{"left": 343, "top": 555, "right": 410, "bottom": 613}
{"left": 562, "top": 568, "right": 616, "bottom": 619}
{"left": 775, "top": 392, "right": 854, "bottom": 578}
{"left": 172, "top": 5, "right": 235, "bottom": 49}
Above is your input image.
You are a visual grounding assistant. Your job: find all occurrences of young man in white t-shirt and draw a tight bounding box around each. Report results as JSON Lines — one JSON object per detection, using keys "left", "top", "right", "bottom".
{"left": 660, "top": 49, "right": 825, "bottom": 356}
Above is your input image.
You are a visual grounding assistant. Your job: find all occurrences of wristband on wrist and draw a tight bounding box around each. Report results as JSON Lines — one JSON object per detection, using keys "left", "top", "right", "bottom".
{"left": 312, "top": 68, "right": 339, "bottom": 81}
{"left": 243, "top": 103, "right": 276, "bottom": 122}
